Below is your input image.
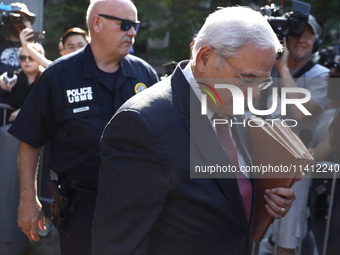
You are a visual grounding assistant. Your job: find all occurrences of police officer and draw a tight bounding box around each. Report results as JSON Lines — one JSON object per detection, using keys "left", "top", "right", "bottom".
{"left": 8, "top": 0, "right": 158, "bottom": 254}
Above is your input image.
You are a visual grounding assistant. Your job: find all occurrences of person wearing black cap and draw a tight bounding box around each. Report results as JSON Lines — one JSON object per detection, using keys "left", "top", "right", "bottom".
{"left": 261, "top": 14, "right": 330, "bottom": 255}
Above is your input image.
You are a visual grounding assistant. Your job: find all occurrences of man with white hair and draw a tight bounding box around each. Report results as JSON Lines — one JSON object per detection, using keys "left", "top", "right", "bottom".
{"left": 93, "top": 6, "right": 298, "bottom": 255}
{"left": 8, "top": 0, "right": 158, "bottom": 254}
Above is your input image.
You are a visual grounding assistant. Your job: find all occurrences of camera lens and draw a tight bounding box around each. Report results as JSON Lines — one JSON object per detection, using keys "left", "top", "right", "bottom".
{"left": 9, "top": 13, "right": 23, "bottom": 23}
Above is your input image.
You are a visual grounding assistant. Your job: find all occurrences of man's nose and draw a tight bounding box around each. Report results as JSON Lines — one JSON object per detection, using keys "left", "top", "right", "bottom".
{"left": 126, "top": 26, "right": 137, "bottom": 36}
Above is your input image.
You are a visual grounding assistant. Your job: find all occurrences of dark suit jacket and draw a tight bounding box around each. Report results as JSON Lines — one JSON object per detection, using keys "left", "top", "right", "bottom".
{"left": 92, "top": 61, "right": 257, "bottom": 255}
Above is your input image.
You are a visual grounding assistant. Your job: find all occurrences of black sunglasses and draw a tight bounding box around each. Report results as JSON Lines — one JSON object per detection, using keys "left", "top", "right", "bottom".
{"left": 98, "top": 14, "right": 140, "bottom": 32}
{"left": 19, "top": 55, "right": 34, "bottom": 62}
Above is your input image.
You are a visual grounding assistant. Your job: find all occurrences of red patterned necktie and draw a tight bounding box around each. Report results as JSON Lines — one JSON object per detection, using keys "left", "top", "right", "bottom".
{"left": 215, "top": 119, "right": 253, "bottom": 223}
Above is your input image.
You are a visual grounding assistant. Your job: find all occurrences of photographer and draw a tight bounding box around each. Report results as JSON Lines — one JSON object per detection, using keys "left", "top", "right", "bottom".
{"left": 0, "top": 2, "right": 36, "bottom": 74}
{"left": 307, "top": 64, "right": 340, "bottom": 255}
{"left": 0, "top": 2, "right": 36, "bottom": 126}
{"left": 261, "top": 14, "right": 330, "bottom": 255}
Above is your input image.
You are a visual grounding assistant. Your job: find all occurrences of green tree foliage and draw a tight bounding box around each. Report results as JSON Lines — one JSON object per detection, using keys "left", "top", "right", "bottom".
{"left": 43, "top": 0, "right": 88, "bottom": 60}
{"left": 42, "top": 0, "right": 340, "bottom": 61}
{"left": 305, "top": 0, "right": 340, "bottom": 45}
{"left": 135, "top": 0, "right": 340, "bottom": 61}
{"left": 134, "top": 0, "right": 265, "bottom": 61}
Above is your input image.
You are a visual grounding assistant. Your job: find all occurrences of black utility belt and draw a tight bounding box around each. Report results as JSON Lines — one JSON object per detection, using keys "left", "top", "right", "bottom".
{"left": 59, "top": 174, "right": 98, "bottom": 204}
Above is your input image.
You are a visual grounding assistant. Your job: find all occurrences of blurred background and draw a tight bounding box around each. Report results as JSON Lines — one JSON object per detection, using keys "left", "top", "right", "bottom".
{"left": 2, "top": 0, "right": 340, "bottom": 76}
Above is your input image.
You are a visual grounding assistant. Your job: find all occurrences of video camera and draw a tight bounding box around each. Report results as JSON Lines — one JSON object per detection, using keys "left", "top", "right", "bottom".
{"left": 319, "top": 46, "right": 340, "bottom": 70}
{"left": 318, "top": 46, "right": 340, "bottom": 100}
{"left": 0, "top": 3, "right": 23, "bottom": 36}
{"left": 260, "top": 0, "right": 311, "bottom": 40}
{"left": 0, "top": 3, "right": 45, "bottom": 42}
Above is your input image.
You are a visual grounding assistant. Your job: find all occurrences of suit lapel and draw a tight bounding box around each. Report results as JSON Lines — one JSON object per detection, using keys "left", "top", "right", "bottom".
{"left": 170, "top": 61, "right": 190, "bottom": 135}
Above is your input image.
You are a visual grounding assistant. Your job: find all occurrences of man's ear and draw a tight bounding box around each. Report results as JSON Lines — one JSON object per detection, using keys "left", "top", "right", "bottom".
{"left": 195, "top": 45, "right": 214, "bottom": 73}
{"left": 92, "top": 15, "right": 103, "bottom": 33}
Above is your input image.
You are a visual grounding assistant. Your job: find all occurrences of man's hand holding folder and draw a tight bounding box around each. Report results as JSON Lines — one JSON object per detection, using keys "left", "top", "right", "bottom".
{"left": 246, "top": 116, "right": 314, "bottom": 242}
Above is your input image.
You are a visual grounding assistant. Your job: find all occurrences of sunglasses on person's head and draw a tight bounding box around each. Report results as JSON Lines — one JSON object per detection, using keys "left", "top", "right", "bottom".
{"left": 19, "top": 55, "right": 34, "bottom": 62}
{"left": 98, "top": 14, "right": 140, "bottom": 32}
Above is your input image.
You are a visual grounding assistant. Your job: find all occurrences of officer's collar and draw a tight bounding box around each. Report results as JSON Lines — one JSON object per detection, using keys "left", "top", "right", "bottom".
{"left": 119, "top": 55, "right": 136, "bottom": 79}
{"left": 82, "top": 44, "right": 136, "bottom": 80}
{"left": 82, "top": 45, "right": 102, "bottom": 80}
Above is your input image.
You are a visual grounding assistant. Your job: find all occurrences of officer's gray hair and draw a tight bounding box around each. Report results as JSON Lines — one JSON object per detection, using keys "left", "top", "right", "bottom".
{"left": 192, "top": 6, "right": 282, "bottom": 68}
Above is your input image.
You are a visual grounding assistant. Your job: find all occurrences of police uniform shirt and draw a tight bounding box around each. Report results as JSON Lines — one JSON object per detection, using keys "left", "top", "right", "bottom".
{"left": 9, "top": 44, "right": 159, "bottom": 189}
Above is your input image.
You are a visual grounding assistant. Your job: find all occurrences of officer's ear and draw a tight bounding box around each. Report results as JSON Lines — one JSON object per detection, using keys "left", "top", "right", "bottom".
{"left": 92, "top": 15, "right": 103, "bottom": 33}
{"left": 195, "top": 45, "right": 214, "bottom": 73}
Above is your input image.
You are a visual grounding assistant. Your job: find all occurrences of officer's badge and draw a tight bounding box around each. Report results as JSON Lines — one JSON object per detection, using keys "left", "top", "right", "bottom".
{"left": 134, "top": 83, "right": 147, "bottom": 94}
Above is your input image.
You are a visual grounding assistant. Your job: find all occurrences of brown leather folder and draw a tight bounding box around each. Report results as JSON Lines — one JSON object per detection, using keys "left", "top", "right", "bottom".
{"left": 246, "top": 116, "right": 314, "bottom": 242}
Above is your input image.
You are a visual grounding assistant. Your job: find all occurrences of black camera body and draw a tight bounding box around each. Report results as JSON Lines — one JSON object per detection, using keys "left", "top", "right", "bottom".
{"left": 0, "top": 3, "right": 23, "bottom": 37}
{"left": 260, "top": 0, "right": 311, "bottom": 40}
{"left": 318, "top": 45, "right": 340, "bottom": 100}
{"left": 319, "top": 46, "right": 340, "bottom": 70}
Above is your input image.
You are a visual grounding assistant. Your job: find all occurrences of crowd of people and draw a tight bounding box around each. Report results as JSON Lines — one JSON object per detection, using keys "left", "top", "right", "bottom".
{"left": 0, "top": 1, "right": 339, "bottom": 255}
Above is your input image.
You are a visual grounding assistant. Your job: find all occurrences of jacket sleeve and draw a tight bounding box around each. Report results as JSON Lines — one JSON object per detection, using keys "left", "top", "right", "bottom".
{"left": 92, "top": 109, "right": 170, "bottom": 255}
